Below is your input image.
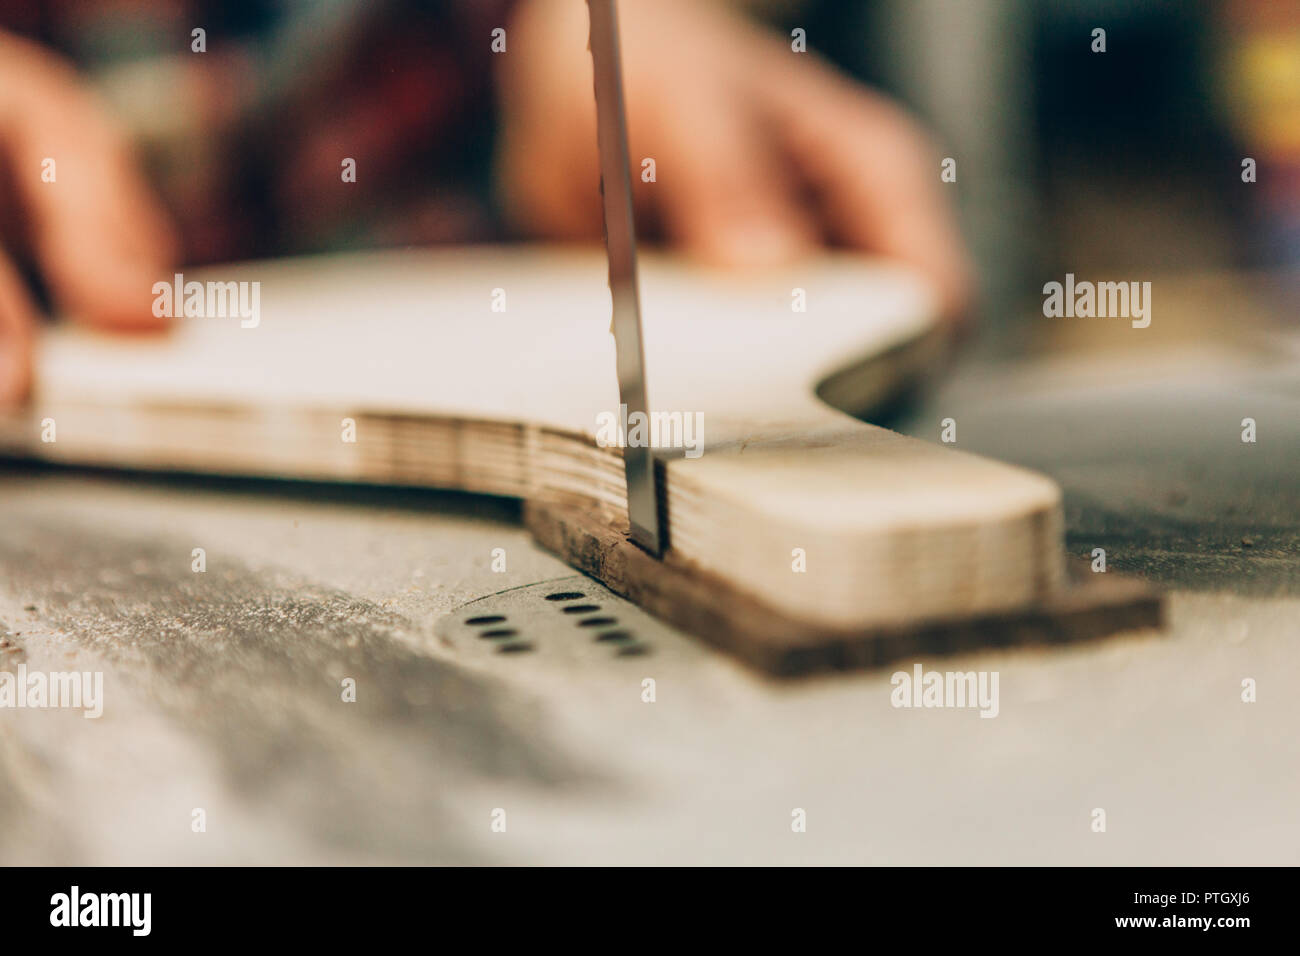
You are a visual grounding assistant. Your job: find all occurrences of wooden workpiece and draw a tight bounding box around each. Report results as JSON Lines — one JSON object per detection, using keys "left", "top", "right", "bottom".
{"left": 0, "top": 246, "right": 1156, "bottom": 671}
{"left": 526, "top": 501, "right": 1161, "bottom": 675}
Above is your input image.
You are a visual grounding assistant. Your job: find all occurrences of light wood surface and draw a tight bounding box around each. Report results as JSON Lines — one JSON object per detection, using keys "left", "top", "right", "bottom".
{"left": 0, "top": 245, "right": 1064, "bottom": 628}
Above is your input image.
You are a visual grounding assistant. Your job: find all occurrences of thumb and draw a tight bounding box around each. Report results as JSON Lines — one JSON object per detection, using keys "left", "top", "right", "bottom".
{"left": 0, "top": 248, "right": 37, "bottom": 407}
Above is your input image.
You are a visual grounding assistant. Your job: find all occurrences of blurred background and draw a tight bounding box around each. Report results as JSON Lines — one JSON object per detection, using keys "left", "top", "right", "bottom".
{"left": 4, "top": 0, "right": 1297, "bottom": 326}
{"left": 800, "top": 0, "right": 1299, "bottom": 350}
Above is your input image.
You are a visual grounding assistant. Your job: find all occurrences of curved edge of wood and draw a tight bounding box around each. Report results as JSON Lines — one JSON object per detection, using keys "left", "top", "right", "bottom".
{"left": 0, "top": 315, "right": 1066, "bottom": 632}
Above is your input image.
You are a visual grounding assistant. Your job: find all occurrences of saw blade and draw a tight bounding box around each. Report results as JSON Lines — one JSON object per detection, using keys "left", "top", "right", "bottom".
{"left": 587, "top": 0, "right": 661, "bottom": 555}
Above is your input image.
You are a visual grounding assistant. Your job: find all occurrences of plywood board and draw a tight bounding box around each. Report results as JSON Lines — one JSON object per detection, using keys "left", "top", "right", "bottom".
{"left": 0, "top": 245, "right": 1067, "bottom": 631}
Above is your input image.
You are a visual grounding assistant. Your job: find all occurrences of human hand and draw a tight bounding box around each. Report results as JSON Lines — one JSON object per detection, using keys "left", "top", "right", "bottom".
{"left": 496, "top": 0, "right": 974, "bottom": 319}
{"left": 0, "top": 31, "right": 177, "bottom": 406}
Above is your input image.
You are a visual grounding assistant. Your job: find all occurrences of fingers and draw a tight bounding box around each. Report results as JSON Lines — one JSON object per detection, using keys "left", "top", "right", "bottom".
{"left": 0, "top": 32, "right": 177, "bottom": 331}
{"left": 495, "top": 112, "right": 605, "bottom": 242}
{"left": 756, "top": 58, "right": 976, "bottom": 317}
{"left": 644, "top": 77, "right": 819, "bottom": 269}
{"left": 0, "top": 248, "right": 37, "bottom": 407}
{"left": 494, "top": 0, "right": 605, "bottom": 240}
{"left": 497, "top": 0, "right": 975, "bottom": 313}
{"left": 497, "top": 0, "right": 821, "bottom": 265}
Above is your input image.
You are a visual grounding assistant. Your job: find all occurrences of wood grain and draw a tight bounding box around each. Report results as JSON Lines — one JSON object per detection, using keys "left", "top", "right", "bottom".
{"left": 0, "top": 246, "right": 1074, "bottom": 636}
{"left": 525, "top": 499, "right": 1162, "bottom": 676}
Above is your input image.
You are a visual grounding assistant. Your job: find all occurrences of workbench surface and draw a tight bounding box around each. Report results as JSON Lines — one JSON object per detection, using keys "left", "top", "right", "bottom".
{"left": 2, "top": 328, "right": 1297, "bottom": 865}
